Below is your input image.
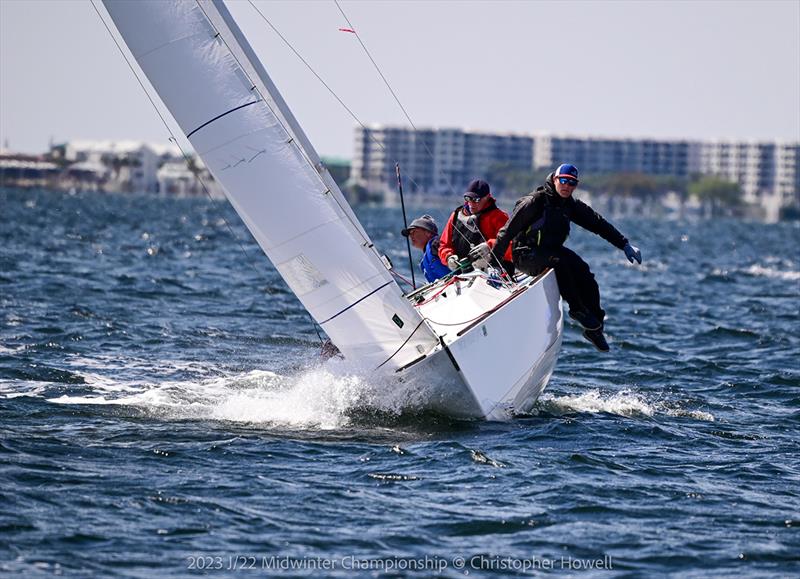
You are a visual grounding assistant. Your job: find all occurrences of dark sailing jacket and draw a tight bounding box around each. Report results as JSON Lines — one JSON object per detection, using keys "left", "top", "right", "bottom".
{"left": 492, "top": 174, "right": 628, "bottom": 263}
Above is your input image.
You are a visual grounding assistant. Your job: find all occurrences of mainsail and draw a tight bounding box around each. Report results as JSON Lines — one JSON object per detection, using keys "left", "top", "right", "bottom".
{"left": 102, "top": 0, "right": 438, "bottom": 369}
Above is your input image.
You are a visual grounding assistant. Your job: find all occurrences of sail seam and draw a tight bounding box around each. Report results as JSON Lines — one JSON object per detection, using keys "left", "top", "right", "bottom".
{"left": 261, "top": 215, "right": 343, "bottom": 252}
{"left": 319, "top": 281, "right": 393, "bottom": 325}
{"left": 186, "top": 99, "right": 261, "bottom": 138}
{"left": 135, "top": 31, "right": 206, "bottom": 61}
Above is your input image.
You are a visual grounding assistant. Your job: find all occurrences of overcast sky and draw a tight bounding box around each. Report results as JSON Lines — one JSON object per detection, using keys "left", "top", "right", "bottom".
{"left": 1, "top": 0, "right": 798, "bottom": 159}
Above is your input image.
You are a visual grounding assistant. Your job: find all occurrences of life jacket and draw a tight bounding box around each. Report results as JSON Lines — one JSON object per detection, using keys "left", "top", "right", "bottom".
{"left": 449, "top": 201, "right": 497, "bottom": 258}
{"left": 420, "top": 237, "right": 449, "bottom": 282}
{"left": 515, "top": 187, "right": 574, "bottom": 254}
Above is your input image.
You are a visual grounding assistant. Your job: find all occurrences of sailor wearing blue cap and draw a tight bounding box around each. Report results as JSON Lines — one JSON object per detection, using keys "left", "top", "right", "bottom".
{"left": 491, "top": 164, "right": 643, "bottom": 351}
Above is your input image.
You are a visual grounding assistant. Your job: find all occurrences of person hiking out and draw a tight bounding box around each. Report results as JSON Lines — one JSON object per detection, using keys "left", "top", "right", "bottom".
{"left": 491, "top": 164, "right": 642, "bottom": 351}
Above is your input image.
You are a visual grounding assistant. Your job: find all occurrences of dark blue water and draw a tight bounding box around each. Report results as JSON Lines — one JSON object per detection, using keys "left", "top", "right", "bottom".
{"left": 1, "top": 188, "right": 799, "bottom": 577}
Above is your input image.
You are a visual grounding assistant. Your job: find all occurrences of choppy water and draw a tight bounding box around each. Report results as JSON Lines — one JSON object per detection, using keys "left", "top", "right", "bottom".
{"left": 1, "top": 188, "right": 799, "bottom": 577}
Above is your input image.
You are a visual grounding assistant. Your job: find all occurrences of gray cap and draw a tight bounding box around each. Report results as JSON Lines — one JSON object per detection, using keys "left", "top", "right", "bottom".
{"left": 401, "top": 214, "right": 438, "bottom": 237}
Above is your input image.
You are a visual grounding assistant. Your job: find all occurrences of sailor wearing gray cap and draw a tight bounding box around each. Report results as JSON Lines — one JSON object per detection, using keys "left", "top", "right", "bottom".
{"left": 400, "top": 215, "right": 438, "bottom": 237}
{"left": 401, "top": 214, "right": 450, "bottom": 283}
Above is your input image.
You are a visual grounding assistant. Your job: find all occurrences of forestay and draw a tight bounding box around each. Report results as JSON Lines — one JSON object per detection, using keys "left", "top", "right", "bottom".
{"left": 102, "top": 0, "right": 438, "bottom": 369}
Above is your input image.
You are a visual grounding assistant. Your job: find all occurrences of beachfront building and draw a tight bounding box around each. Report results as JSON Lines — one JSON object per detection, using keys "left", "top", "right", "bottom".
{"left": 535, "top": 136, "right": 799, "bottom": 219}
{"left": 50, "top": 140, "right": 182, "bottom": 193}
{"left": 155, "top": 158, "right": 226, "bottom": 198}
{"left": 352, "top": 125, "right": 533, "bottom": 198}
{"left": 352, "top": 125, "right": 799, "bottom": 217}
{"left": 532, "top": 134, "right": 699, "bottom": 178}
{"left": 696, "top": 140, "right": 799, "bottom": 219}
{"left": 775, "top": 143, "right": 800, "bottom": 211}
{"left": 0, "top": 153, "right": 61, "bottom": 189}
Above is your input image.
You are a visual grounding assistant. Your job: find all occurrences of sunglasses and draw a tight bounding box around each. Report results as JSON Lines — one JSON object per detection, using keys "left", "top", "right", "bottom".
{"left": 558, "top": 177, "right": 578, "bottom": 186}
{"left": 464, "top": 195, "right": 482, "bottom": 202}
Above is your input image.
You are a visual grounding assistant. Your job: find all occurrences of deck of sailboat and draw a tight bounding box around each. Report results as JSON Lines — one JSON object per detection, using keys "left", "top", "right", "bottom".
{"left": 394, "top": 268, "right": 563, "bottom": 420}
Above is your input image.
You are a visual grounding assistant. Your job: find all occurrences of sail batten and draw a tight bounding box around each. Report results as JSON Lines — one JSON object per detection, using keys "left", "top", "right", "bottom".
{"left": 186, "top": 99, "right": 261, "bottom": 138}
{"left": 102, "top": 0, "right": 438, "bottom": 369}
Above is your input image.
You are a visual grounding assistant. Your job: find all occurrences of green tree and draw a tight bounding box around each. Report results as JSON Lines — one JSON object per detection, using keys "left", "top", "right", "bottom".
{"left": 688, "top": 176, "right": 743, "bottom": 216}
{"left": 583, "top": 172, "right": 660, "bottom": 199}
{"left": 486, "top": 162, "right": 549, "bottom": 197}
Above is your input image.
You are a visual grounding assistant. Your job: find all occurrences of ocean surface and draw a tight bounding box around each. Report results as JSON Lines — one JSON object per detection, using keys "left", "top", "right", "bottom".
{"left": 1, "top": 187, "right": 798, "bottom": 577}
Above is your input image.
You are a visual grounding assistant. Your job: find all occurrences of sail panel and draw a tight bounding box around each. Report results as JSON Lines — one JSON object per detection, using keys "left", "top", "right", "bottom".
{"left": 105, "top": 1, "right": 246, "bottom": 137}
{"left": 102, "top": 0, "right": 438, "bottom": 369}
{"left": 190, "top": 119, "right": 388, "bottom": 320}
{"left": 203, "top": 0, "right": 373, "bottom": 243}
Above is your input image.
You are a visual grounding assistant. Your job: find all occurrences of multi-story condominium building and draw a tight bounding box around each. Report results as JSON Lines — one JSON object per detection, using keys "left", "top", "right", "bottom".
{"left": 352, "top": 125, "right": 799, "bottom": 216}
{"left": 775, "top": 143, "right": 800, "bottom": 209}
{"left": 533, "top": 134, "right": 699, "bottom": 178}
{"left": 352, "top": 125, "right": 532, "bottom": 197}
{"left": 698, "top": 140, "right": 799, "bottom": 209}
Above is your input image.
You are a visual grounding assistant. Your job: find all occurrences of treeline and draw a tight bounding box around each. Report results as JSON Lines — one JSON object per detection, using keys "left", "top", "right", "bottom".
{"left": 486, "top": 162, "right": 743, "bottom": 208}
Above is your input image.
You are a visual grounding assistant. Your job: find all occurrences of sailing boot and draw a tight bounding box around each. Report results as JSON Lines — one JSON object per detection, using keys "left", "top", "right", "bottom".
{"left": 583, "top": 327, "right": 610, "bottom": 352}
{"left": 568, "top": 308, "right": 602, "bottom": 331}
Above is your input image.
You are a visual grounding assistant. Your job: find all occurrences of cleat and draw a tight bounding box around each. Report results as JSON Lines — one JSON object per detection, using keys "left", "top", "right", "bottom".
{"left": 569, "top": 309, "right": 602, "bottom": 331}
{"left": 583, "top": 328, "right": 610, "bottom": 352}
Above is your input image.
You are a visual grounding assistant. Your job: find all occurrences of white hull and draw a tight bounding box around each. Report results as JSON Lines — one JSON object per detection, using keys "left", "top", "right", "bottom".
{"left": 393, "top": 269, "right": 563, "bottom": 420}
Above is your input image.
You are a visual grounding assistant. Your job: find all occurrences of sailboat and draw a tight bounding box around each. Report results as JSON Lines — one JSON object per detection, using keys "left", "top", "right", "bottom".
{"left": 100, "top": 0, "right": 563, "bottom": 420}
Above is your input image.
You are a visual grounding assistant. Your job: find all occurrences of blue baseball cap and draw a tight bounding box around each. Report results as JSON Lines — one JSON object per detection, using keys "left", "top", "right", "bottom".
{"left": 555, "top": 164, "right": 579, "bottom": 181}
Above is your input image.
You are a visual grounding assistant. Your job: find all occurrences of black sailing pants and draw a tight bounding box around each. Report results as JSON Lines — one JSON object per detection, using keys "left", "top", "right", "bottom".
{"left": 514, "top": 246, "right": 605, "bottom": 324}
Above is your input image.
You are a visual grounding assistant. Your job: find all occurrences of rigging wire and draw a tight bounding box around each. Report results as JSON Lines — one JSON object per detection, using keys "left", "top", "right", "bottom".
{"left": 244, "top": 0, "right": 439, "bottom": 200}
{"left": 246, "top": 0, "right": 514, "bottom": 286}
{"left": 88, "top": 0, "right": 326, "bottom": 346}
{"left": 332, "top": 0, "right": 459, "bottom": 197}
{"left": 333, "top": 0, "right": 517, "bottom": 286}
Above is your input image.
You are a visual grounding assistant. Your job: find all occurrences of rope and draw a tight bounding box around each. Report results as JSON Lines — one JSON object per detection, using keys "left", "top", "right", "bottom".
{"left": 411, "top": 276, "right": 459, "bottom": 308}
{"left": 390, "top": 269, "right": 415, "bottom": 289}
{"left": 374, "top": 318, "right": 429, "bottom": 370}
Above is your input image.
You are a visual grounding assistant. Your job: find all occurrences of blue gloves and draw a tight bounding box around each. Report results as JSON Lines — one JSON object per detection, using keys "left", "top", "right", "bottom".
{"left": 623, "top": 243, "right": 642, "bottom": 264}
